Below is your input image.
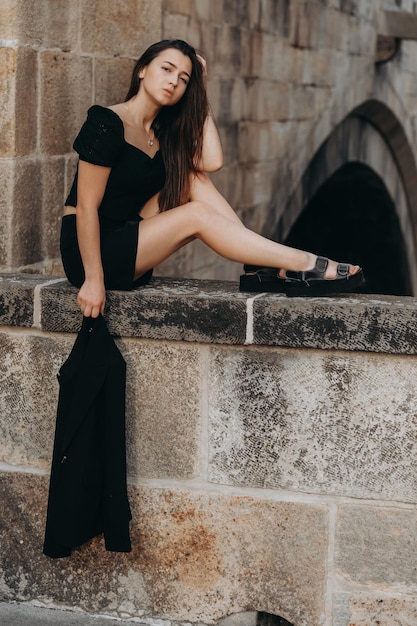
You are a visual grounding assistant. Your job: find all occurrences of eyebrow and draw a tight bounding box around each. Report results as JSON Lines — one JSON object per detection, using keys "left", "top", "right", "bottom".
{"left": 162, "top": 60, "right": 191, "bottom": 79}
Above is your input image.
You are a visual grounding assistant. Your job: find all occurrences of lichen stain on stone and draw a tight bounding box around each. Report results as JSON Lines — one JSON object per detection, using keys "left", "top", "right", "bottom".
{"left": 136, "top": 492, "right": 223, "bottom": 592}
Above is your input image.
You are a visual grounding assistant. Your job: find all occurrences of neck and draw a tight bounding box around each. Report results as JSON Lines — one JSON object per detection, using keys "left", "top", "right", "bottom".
{"left": 124, "top": 92, "right": 160, "bottom": 133}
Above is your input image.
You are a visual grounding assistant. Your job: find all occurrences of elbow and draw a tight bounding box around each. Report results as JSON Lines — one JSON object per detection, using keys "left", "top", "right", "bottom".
{"left": 203, "top": 155, "right": 224, "bottom": 173}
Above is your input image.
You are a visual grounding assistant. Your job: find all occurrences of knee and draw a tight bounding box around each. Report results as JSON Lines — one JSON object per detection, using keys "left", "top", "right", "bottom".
{"left": 189, "top": 200, "right": 216, "bottom": 229}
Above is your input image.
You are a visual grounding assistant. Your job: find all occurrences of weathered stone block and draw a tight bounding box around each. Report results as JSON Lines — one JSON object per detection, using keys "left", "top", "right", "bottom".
{"left": 81, "top": 0, "right": 161, "bottom": 58}
{"left": 334, "top": 591, "right": 417, "bottom": 626}
{"left": 40, "top": 278, "right": 247, "bottom": 343}
{"left": 0, "top": 47, "right": 18, "bottom": 158}
{"left": 208, "top": 346, "right": 417, "bottom": 501}
{"left": 40, "top": 52, "right": 93, "bottom": 156}
{"left": 0, "top": 46, "right": 37, "bottom": 157}
{"left": 0, "top": 332, "right": 72, "bottom": 469}
{"left": 238, "top": 121, "right": 290, "bottom": 162}
{"left": 252, "top": 294, "right": 417, "bottom": 354}
{"left": 9, "top": 159, "right": 42, "bottom": 267}
{"left": 0, "top": 162, "right": 14, "bottom": 269}
{"left": 4, "top": 0, "right": 79, "bottom": 48}
{"left": 0, "top": 477, "right": 328, "bottom": 625}
{"left": 335, "top": 505, "right": 417, "bottom": 588}
{"left": 40, "top": 158, "right": 67, "bottom": 260}
{"left": 260, "top": 0, "right": 291, "bottom": 36}
{"left": 162, "top": 11, "right": 191, "bottom": 43}
{"left": 94, "top": 57, "right": 135, "bottom": 107}
{"left": 244, "top": 80, "right": 290, "bottom": 121}
{"left": 0, "top": 273, "right": 45, "bottom": 327}
{"left": 164, "top": 0, "right": 193, "bottom": 15}
{"left": 123, "top": 339, "right": 201, "bottom": 479}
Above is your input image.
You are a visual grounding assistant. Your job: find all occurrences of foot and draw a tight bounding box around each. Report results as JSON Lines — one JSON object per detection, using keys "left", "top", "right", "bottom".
{"left": 296, "top": 254, "right": 361, "bottom": 280}
{"left": 284, "top": 255, "right": 365, "bottom": 297}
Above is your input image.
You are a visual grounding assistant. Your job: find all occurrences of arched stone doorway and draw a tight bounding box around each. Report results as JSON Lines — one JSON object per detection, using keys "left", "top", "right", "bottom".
{"left": 284, "top": 162, "right": 412, "bottom": 295}
{"left": 270, "top": 102, "right": 417, "bottom": 296}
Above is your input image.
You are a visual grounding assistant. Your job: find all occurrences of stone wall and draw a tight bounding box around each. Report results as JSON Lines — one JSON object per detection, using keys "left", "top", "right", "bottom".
{"left": 2, "top": 274, "right": 417, "bottom": 625}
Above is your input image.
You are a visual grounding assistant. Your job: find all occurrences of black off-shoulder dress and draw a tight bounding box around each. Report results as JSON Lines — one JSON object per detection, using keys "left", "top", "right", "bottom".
{"left": 61, "top": 105, "right": 166, "bottom": 290}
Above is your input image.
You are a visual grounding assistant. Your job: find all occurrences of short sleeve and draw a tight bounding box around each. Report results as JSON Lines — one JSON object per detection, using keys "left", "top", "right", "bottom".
{"left": 73, "top": 105, "right": 124, "bottom": 167}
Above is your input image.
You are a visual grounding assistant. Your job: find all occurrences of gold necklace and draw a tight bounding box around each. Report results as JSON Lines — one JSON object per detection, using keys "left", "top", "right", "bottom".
{"left": 122, "top": 103, "right": 154, "bottom": 146}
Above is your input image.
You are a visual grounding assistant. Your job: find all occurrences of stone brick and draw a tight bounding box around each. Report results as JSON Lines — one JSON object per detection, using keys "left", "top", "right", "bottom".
{"left": 289, "top": 0, "right": 325, "bottom": 50}
{"left": 260, "top": 0, "right": 291, "bottom": 36}
{"left": 335, "top": 505, "right": 417, "bottom": 589}
{"left": 244, "top": 80, "right": 290, "bottom": 121}
{"left": 0, "top": 161, "right": 13, "bottom": 269}
{"left": 163, "top": 0, "right": 193, "bottom": 15}
{"left": 334, "top": 592, "right": 417, "bottom": 626}
{"left": 0, "top": 47, "right": 17, "bottom": 157}
{"left": 193, "top": 0, "right": 211, "bottom": 21}
{"left": 238, "top": 120, "right": 290, "bottom": 162}
{"left": 0, "top": 478, "right": 328, "bottom": 625}
{"left": 122, "top": 339, "right": 201, "bottom": 479}
{"left": 0, "top": 273, "right": 46, "bottom": 327}
{"left": 210, "top": 24, "right": 242, "bottom": 77}
{"left": 208, "top": 346, "right": 417, "bottom": 501}
{"left": 4, "top": 0, "right": 79, "bottom": 48}
{"left": 80, "top": 0, "right": 162, "bottom": 58}
{"left": 14, "top": 47, "right": 38, "bottom": 156}
{"left": 40, "top": 158, "right": 67, "bottom": 260}
{"left": 40, "top": 52, "right": 93, "bottom": 156}
{"left": 251, "top": 294, "right": 417, "bottom": 355}
{"left": 10, "top": 158, "right": 43, "bottom": 267}
{"left": 40, "top": 278, "right": 248, "bottom": 343}
{"left": 162, "top": 11, "right": 190, "bottom": 41}
{"left": 0, "top": 0, "right": 20, "bottom": 38}
{"left": 94, "top": 57, "right": 135, "bottom": 107}
{"left": 0, "top": 332, "right": 72, "bottom": 469}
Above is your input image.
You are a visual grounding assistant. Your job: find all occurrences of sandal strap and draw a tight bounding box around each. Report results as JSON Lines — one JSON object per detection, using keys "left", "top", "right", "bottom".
{"left": 336, "top": 263, "right": 350, "bottom": 277}
{"left": 314, "top": 256, "right": 328, "bottom": 275}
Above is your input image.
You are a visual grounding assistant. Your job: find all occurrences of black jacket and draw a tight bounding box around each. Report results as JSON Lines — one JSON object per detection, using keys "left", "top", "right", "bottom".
{"left": 43, "top": 314, "right": 131, "bottom": 558}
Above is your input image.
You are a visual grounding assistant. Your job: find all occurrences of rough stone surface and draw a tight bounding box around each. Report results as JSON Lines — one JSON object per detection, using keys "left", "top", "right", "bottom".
{"left": 0, "top": 274, "right": 45, "bottom": 327}
{"left": 208, "top": 346, "right": 417, "bottom": 502}
{"left": 0, "top": 333, "right": 71, "bottom": 469}
{"left": 40, "top": 52, "right": 93, "bottom": 156}
{"left": 0, "top": 474, "right": 328, "bottom": 626}
{"left": 333, "top": 592, "right": 417, "bottom": 626}
{"left": 252, "top": 293, "right": 417, "bottom": 355}
{"left": 335, "top": 504, "right": 417, "bottom": 589}
{"left": 80, "top": 0, "right": 162, "bottom": 57}
{"left": 0, "top": 321, "right": 200, "bottom": 480}
{"left": 122, "top": 338, "right": 201, "bottom": 479}
{"left": 40, "top": 278, "right": 248, "bottom": 343}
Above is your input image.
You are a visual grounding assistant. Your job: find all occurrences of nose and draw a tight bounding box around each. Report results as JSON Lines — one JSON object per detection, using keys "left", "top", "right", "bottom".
{"left": 169, "top": 73, "right": 179, "bottom": 87}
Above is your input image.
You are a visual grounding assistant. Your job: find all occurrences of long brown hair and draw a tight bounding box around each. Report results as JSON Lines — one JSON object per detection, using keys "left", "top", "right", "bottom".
{"left": 125, "top": 39, "right": 209, "bottom": 212}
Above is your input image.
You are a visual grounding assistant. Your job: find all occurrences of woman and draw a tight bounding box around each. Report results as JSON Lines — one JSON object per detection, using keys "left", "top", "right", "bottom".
{"left": 61, "top": 39, "right": 364, "bottom": 318}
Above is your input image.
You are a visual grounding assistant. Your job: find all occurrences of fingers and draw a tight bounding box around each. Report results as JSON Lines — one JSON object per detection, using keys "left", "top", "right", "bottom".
{"left": 77, "top": 285, "right": 106, "bottom": 318}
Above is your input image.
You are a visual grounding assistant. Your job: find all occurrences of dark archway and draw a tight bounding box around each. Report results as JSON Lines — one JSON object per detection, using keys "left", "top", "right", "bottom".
{"left": 283, "top": 162, "right": 412, "bottom": 296}
{"left": 257, "top": 612, "right": 294, "bottom": 625}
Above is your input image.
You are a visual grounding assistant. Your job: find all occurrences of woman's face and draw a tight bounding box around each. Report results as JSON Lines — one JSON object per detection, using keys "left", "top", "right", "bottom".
{"left": 139, "top": 48, "right": 193, "bottom": 107}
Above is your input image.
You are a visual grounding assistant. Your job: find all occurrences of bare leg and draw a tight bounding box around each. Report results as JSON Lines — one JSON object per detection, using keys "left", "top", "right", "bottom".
{"left": 135, "top": 198, "right": 359, "bottom": 280}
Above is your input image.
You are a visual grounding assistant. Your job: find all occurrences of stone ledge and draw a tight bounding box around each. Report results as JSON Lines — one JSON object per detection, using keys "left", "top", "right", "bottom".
{"left": 1, "top": 273, "right": 417, "bottom": 354}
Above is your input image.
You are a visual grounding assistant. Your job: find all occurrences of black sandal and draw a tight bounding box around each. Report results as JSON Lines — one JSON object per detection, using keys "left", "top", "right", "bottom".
{"left": 284, "top": 256, "right": 365, "bottom": 297}
{"left": 239, "top": 258, "right": 365, "bottom": 296}
{"left": 239, "top": 265, "right": 287, "bottom": 293}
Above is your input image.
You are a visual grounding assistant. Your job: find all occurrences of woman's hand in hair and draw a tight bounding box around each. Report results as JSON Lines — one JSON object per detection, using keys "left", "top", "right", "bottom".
{"left": 196, "top": 53, "right": 207, "bottom": 85}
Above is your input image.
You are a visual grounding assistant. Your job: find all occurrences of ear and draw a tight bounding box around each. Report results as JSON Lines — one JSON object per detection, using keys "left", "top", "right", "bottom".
{"left": 138, "top": 67, "right": 146, "bottom": 79}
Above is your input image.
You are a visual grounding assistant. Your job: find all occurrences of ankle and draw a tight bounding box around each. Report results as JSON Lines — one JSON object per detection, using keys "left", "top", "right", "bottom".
{"left": 299, "top": 252, "right": 316, "bottom": 272}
